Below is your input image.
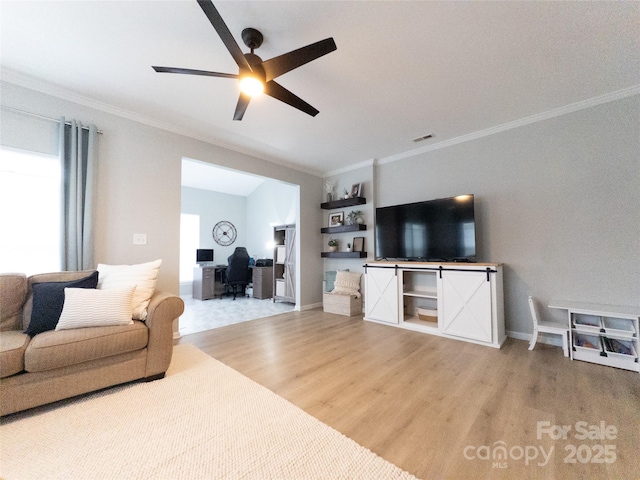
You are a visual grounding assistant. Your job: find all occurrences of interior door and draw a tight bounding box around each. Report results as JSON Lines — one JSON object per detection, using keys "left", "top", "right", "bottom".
{"left": 284, "top": 226, "right": 296, "bottom": 300}
{"left": 440, "top": 270, "right": 492, "bottom": 342}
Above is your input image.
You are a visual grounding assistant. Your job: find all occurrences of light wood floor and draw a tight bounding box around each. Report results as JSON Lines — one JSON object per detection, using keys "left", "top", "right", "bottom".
{"left": 179, "top": 309, "right": 640, "bottom": 480}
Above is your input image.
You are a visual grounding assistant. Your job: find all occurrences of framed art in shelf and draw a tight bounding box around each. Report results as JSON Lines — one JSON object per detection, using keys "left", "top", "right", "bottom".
{"left": 329, "top": 212, "right": 344, "bottom": 227}
{"left": 353, "top": 236, "right": 365, "bottom": 252}
{"left": 350, "top": 183, "right": 362, "bottom": 197}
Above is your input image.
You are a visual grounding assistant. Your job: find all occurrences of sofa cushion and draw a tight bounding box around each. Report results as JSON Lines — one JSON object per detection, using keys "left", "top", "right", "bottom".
{"left": 25, "top": 271, "right": 99, "bottom": 337}
{"left": 0, "top": 330, "right": 30, "bottom": 378}
{"left": 24, "top": 321, "right": 149, "bottom": 373}
{"left": 56, "top": 286, "right": 136, "bottom": 330}
{"left": 0, "top": 273, "right": 27, "bottom": 331}
{"left": 98, "top": 259, "right": 161, "bottom": 320}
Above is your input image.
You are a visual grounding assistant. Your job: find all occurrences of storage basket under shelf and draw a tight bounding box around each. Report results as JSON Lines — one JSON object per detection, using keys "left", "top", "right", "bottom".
{"left": 572, "top": 333, "right": 605, "bottom": 365}
{"left": 603, "top": 337, "right": 637, "bottom": 359}
{"left": 602, "top": 317, "right": 637, "bottom": 338}
{"left": 600, "top": 337, "right": 639, "bottom": 371}
{"left": 572, "top": 314, "right": 602, "bottom": 334}
{"left": 415, "top": 307, "right": 438, "bottom": 323}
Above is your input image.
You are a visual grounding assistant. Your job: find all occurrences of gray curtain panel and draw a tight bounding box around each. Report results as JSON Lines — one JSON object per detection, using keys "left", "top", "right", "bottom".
{"left": 59, "top": 118, "right": 98, "bottom": 271}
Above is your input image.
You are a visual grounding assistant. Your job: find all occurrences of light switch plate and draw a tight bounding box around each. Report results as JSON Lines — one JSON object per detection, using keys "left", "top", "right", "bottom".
{"left": 133, "top": 234, "right": 147, "bottom": 245}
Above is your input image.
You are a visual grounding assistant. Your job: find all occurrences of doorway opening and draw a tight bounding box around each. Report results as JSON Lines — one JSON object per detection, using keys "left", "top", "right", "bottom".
{"left": 179, "top": 158, "right": 298, "bottom": 336}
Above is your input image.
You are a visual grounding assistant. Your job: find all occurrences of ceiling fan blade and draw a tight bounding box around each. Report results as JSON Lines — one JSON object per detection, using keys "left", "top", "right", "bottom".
{"left": 197, "top": 0, "right": 252, "bottom": 72}
{"left": 261, "top": 38, "right": 337, "bottom": 82}
{"left": 264, "top": 81, "right": 319, "bottom": 117}
{"left": 233, "top": 92, "right": 251, "bottom": 121}
{"left": 152, "top": 66, "right": 238, "bottom": 79}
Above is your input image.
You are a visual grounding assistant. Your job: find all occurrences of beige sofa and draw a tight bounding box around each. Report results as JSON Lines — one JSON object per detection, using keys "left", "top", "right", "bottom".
{"left": 0, "top": 270, "right": 184, "bottom": 416}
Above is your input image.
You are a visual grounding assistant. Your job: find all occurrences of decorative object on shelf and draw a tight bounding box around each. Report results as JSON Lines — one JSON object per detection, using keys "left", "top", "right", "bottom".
{"left": 329, "top": 212, "right": 344, "bottom": 227}
{"left": 328, "top": 238, "right": 339, "bottom": 252}
{"left": 324, "top": 180, "right": 335, "bottom": 203}
{"left": 352, "top": 236, "right": 365, "bottom": 253}
{"left": 347, "top": 243, "right": 352, "bottom": 252}
{"left": 212, "top": 220, "right": 237, "bottom": 246}
{"left": 346, "top": 210, "right": 364, "bottom": 225}
{"left": 343, "top": 188, "right": 350, "bottom": 199}
{"left": 350, "top": 183, "right": 362, "bottom": 198}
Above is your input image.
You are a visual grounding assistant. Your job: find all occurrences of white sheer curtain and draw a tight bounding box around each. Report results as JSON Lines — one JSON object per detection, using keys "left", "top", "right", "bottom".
{"left": 59, "top": 118, "right": 98, "bottom": 271}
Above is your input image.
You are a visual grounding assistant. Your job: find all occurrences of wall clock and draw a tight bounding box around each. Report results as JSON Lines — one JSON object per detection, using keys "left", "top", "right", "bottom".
{"left": 212, "top": 220, "right": 237, "bottom": 246}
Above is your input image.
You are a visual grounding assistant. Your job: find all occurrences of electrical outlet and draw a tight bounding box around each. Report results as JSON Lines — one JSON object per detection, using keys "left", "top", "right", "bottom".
{"left": 133, "top": 234, "right": 147, "bottom": 245}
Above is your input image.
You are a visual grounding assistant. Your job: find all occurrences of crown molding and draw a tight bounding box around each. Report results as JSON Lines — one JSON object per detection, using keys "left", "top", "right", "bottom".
{"left": 323, "top": 159, "right": 375, "bottom": 178}
{"left": 3, "top": 68, "right": 637, "bottom": 177}
{"left": 0, "top": 68, "right": 324, "bottom": 178}
{"left": 378, "top": 84, "right": 640, "bottom": 165}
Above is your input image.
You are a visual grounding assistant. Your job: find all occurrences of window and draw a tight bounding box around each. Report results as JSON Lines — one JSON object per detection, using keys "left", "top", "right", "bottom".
{"left": 179, "top": 213, "right": 200, "bottom": 283}
{"left": 0, "top": 147, "right": 61, "bottom": 274}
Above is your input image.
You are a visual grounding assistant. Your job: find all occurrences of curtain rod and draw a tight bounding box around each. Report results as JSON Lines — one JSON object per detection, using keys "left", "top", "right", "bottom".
{"left": 0, "top": 105, "right": 104, "bottom": 134}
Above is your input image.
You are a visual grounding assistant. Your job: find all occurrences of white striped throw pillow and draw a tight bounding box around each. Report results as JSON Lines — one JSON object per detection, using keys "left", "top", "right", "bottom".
{"left": 97, "top": 259, "right": 162, "bottom": 320}
{"left": 55, "top": 286, "right": 136, "bottom": 330}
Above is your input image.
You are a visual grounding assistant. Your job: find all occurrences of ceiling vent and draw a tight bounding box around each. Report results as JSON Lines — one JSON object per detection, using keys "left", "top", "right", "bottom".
{"left": 412, "top": 134, "right": 433, "bottom": 143}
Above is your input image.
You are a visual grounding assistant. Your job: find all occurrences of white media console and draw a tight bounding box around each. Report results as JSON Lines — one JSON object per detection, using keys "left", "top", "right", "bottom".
{"left": 364, "top": 261, "right": 505, "bottom": 348}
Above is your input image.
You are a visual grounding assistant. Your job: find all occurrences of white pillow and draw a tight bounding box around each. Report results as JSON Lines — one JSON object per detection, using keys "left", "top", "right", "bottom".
{"left": 97, "top": 259, "right": 161, "bottom": 320}
{"left": 331, "top": 271, "right": 362, "bottom": 298}
{"left": 56, "top": 286, "right": 136, "bottom": 330}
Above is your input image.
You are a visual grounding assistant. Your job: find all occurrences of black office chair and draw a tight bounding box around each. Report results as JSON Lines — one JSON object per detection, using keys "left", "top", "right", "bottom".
{"left": 225, "top": 247, "right": 251, "bottom": 300}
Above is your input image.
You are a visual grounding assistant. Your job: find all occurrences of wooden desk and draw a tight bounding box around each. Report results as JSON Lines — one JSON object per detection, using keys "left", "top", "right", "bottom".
{"left": 192, "top": 265, "right": 226, "bottom": 300}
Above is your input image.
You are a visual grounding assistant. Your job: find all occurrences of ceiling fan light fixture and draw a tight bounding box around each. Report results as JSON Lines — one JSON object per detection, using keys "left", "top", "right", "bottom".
{"left": 239, "top": 75, "right": 264, "bottom": 97}
{"left": 152, "top": 1, "right": 337, "bottom": 119}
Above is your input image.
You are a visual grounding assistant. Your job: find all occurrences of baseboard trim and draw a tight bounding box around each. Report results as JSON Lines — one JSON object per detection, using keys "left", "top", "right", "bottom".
{"left": 300, "top": 302, "right": 323, "bottom": 311}
{"left": 506, "top": 330, "right": 562, "bottom": 347}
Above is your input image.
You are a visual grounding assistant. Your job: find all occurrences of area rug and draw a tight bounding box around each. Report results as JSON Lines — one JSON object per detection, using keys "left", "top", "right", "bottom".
{"left": 0, "top": 344, "right": 417, "bottom": 479}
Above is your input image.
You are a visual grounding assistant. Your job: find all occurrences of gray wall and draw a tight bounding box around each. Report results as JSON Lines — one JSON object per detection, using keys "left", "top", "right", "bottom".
{"left": 4, "top": 79, "right": 637, "bottom": 335}
{"left": 181, "top": 186, "right": 247, "bottom": 265}
{"left": 375, "top": 96, "right": 640, "bottom": 336}
{"left": 1, "top": 81, "right": 325, "bottom": 308}
{"left": 246, "top": 179, "right": 298, "bottom": 261}
{"left": 181, "top": 179, "right": 298, "bottom": 299}
{"left": 322, "top": 165, "right": 374, "bottom": 279}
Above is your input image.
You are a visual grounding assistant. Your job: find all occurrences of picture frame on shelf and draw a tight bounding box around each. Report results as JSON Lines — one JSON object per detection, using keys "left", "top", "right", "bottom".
{"left": 329, "top": 212, "right": 344, "bottom": 227}
{"left": 350, "top": 183, "right": 362, "bottom": 198}
{"left": 353, "top": 236, "right": 365, "bottom": 252}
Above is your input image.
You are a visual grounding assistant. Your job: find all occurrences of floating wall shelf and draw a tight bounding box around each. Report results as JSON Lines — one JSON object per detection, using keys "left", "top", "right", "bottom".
{"left": 321, "top": 197, "right": 366, "bottom": 210}
{"left": 321, "top": 224, "right": 367, "bottom": 234}
{"left": 321, "top": 251, "right": 367, "bottom": 259}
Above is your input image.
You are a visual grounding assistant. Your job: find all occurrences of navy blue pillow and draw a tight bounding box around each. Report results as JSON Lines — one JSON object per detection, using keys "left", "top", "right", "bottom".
{"left": 25, "top": 271, "right": 99, "bottom": 337}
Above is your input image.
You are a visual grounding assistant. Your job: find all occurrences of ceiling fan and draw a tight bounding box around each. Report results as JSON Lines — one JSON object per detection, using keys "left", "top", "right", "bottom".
{"left": 152, "top": 0, "right": 337, "bottom": 121}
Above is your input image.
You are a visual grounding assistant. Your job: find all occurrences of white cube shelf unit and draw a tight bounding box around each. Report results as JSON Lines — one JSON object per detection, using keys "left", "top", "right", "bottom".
{"left": 364, "top": 261, "right": 505, "bottom": 348}
{"left": 549, "top": 300, "right": 640, "bottom": 373}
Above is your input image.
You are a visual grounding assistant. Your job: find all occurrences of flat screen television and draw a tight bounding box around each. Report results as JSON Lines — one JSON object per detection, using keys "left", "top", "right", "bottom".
{"left": 375, "top": 195, "right": 476, "bottom": 262}
{"left": 196, "top": 248, "right": 214, "bottom": 264}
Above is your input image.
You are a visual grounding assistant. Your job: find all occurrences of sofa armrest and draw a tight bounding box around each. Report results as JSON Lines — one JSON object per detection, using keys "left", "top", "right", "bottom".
{"left": 143, "top": 292, "right": 184, "bottom": 377}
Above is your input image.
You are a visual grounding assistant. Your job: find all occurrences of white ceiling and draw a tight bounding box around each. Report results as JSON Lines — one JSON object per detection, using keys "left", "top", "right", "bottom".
{"left": 182, "top": 158, "right": 264, "bottom": 196}
{"left": 1, "top": 1, "right": 638, "bottom": 176}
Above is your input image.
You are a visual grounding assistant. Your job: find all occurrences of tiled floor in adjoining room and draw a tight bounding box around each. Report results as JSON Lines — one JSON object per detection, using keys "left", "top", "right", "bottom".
{"left": 178, "top": 290, "right": 296, "bottom": 336}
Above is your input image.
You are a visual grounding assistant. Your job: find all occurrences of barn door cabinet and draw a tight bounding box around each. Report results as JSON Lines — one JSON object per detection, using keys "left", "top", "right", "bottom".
{"left": 364, "top": 261, "right": 505, "bottom": 348}
{"left": 273, "top": 224, "right": 296, "bottom": 304}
